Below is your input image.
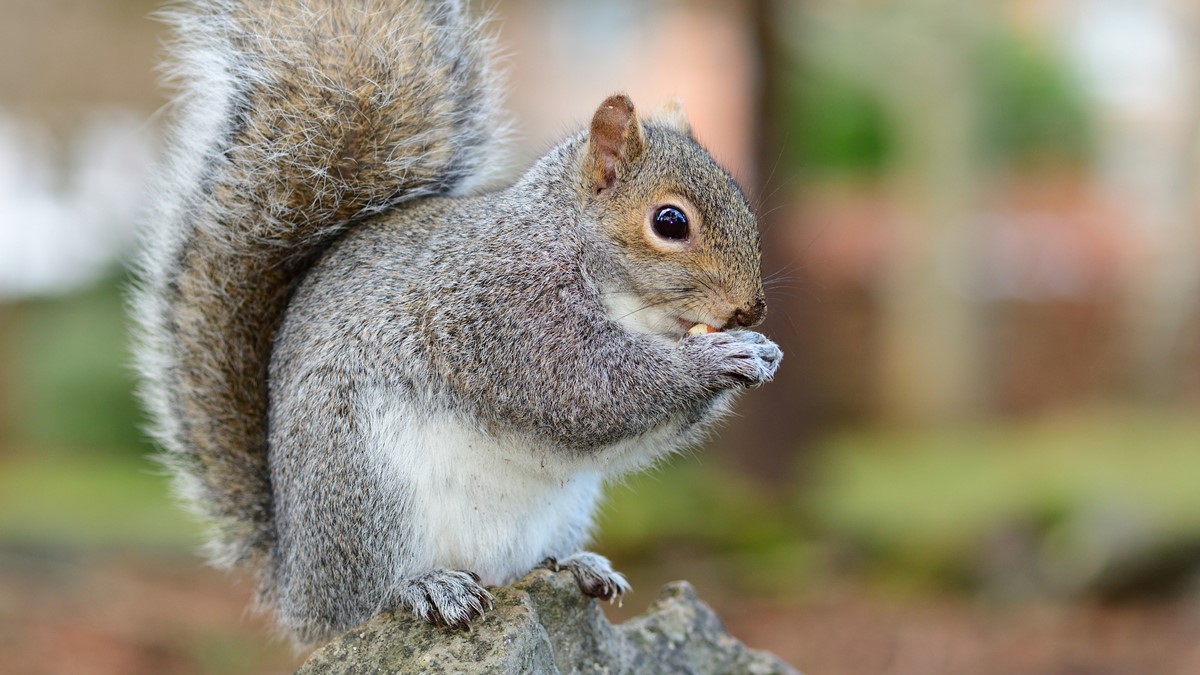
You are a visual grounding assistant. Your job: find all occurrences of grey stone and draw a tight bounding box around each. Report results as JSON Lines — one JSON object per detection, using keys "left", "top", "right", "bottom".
{"left": 297, "top": 569, "right": 801, "bottom": 674}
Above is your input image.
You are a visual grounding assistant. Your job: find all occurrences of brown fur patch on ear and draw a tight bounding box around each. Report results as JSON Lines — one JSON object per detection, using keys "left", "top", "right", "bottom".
{"left": 587, "top": 94, "right": 645, "bottom": 195}
{"left": 655, "top": 97, "right": 693, "bottom": 137}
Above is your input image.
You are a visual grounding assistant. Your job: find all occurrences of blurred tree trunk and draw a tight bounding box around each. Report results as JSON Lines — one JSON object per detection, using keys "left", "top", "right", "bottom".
{"left": 869, "top": 2, "right": 987, "bottom": 425}
{"left": 1124, "top": 1, "right": 1200, "bottom": 400}
{"left": 720, "top": 0, "right": 824, "bottom": 486}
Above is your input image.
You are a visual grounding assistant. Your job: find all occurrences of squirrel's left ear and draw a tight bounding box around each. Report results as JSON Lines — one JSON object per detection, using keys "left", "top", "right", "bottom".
{"left": 585, "top": 94, "right": 645, "bottom": 196}
{"left": 655, "top": 98, "right": 693, "bottom": 137}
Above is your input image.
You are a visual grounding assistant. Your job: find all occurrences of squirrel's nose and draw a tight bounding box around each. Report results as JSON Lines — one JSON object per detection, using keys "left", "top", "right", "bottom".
{"left": 728, "top": 297, "right": 766, "bottom": 329}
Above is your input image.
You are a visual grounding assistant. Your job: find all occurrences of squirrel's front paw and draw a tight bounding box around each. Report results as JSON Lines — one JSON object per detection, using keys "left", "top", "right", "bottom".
{"left": 396, "top": 569, "right": 494, "bottom": 627}
{"left": 685, "top": 330, "right": 782, "bottom": 387}
{"left": 542, "top": 552, "right": 630, "bottom": 604}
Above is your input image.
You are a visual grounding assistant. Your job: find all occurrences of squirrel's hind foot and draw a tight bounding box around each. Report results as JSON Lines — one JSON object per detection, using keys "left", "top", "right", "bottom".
{"left": 542, "top": 552, "right": 631, "bottom": 605}
{"left": 397, "top": 569, "right": 494, "bottom": 628}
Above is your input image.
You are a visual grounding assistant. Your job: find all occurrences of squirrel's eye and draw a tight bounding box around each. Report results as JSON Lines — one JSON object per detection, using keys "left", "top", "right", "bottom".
{"left": 652, "top": 206, "right": 689, "bottom": 240}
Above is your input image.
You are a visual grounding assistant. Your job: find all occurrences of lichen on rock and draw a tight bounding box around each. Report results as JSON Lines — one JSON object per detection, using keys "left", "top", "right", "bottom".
{"left": 297, "top": 569, "right": 800, "bottom": 674}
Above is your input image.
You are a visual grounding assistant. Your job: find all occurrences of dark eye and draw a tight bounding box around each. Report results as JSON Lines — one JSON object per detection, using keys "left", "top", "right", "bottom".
{"left": 652, "top": 206, "right": 689, "bottom": 240}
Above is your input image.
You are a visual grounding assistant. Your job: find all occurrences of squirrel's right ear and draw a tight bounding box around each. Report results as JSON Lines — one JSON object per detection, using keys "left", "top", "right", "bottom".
{"left": 585, "top": 94, "right": 646, "bottom": 196}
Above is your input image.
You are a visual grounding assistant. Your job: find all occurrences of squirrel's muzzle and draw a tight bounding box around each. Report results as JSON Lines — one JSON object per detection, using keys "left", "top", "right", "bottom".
{"left": 727, "top": 297, "right": 766, "bottom": 329}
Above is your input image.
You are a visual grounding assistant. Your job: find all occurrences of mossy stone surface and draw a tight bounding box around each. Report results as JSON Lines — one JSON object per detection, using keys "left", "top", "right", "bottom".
{"left": 297, "top": 569, "right": 799, "bottom": 674}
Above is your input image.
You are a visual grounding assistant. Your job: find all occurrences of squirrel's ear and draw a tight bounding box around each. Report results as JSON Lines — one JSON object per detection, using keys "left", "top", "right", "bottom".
{"left": 655, "top": 97, "right": 693, "bottom": 137}
{"left": 586, "top": 94, "right": 645, "bottom": 195}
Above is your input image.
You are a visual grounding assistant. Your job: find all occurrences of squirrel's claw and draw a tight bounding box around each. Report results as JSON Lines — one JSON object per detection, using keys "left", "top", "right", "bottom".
{"left": 398, "top": 569, "right": 493, "bottom": 628}
{"left": 555, "top": 551, "right": 631, "bottom": 605}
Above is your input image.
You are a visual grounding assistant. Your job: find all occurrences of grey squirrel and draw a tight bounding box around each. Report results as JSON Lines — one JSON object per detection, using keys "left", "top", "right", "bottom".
{"left": 133, "top": 0, "right": 781, "bottom": 647}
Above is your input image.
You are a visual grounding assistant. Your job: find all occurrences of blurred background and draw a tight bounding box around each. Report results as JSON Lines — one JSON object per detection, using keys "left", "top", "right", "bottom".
{"left": 1, "top": 0, "right": 1198, "bottom": 672}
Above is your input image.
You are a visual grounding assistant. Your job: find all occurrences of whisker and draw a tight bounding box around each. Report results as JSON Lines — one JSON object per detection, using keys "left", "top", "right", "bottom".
{"left": 752, "top": 138, "right": 790, "bottom": 215}
{"left": 765, "top": 288, "right": 803, "bottom": 302}
{"left": 764, "top": 261, "right": 804, "bottom": 282}
{"left": 693, "top": 274, "right": 724, "bottom": 304}
{"left": 613, "top": 295, "right": 686, "bottom": 322}
{"left": 757, "top": 199, "right": 795, "bottom": 225}
{"left": 763, "top": 277, "right": 804, "bottom": 291}
{"left": 598, "top": 286, "right": 693, "bottom": 296}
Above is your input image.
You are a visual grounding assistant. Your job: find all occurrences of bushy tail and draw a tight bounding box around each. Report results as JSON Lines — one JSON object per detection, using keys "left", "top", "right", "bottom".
{"left": 133, "top": 0, "right": 504, "bottom": 572}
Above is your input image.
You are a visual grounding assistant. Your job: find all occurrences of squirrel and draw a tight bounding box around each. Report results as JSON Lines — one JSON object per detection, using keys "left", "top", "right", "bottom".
{"left": 133, "top": 0, "right": 781, "bottom": 647}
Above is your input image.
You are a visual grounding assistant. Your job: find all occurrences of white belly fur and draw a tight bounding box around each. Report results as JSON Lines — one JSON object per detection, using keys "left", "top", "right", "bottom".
{"left": 361, "top": 388, "right": 603, "bottom": 586}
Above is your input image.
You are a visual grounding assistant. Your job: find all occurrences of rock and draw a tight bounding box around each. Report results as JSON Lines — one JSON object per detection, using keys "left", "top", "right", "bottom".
{"left": 297, "top": 569, "right": 800, "bottom": 674}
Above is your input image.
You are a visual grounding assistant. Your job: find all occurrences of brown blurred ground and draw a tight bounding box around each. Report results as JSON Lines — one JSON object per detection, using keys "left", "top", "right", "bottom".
{"left": 4, "top": 548, "right": 1200, "bottom": 675}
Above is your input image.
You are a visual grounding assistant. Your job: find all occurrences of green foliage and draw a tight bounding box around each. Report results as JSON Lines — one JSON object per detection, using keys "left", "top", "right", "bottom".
{"left": 806, "top": 410, "right": 1200, "bottom": 589}
{"left": 6, "top": 273, "right": 150, "bottom": 457}
{"left": 780, "top": 22, "right": 1093, "bottom": 177}
{"left": 782, "top": 63, "right": 894, "bottom": 177}
{"left": 600, "top": 409, "right": 1200, "bottom": 595}
{"left": 809, "top": 411, "right": 1200, "bottom": 545}
{"left": 976, "top": 34, "right": 1093, "bottom": 169}
{"left": 599, "top": 459, "right": 797, "bottom": 553}
{"left": 0, "top": 453, "right": 199, "bottom": 549}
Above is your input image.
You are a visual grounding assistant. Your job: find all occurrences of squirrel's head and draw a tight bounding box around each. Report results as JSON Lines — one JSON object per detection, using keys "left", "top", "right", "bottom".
{"left": 577, "top": 94, "right": 765, "bottom": 341}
